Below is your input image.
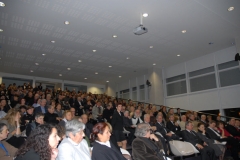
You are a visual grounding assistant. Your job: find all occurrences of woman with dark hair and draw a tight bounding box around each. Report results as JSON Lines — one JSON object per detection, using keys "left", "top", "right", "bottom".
{"left": 15, "top": 124, "right": 60, "bottom": 160}
{"left": 91, "top": 122, "right": 126, "bottom": 160}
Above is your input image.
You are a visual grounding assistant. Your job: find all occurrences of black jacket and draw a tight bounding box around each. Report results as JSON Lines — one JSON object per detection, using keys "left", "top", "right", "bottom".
{"left": 15, "top": 149, "right": 40, "bottom": 160}
{"left": 111, "top": 110, "right": 124, "bottom": 131}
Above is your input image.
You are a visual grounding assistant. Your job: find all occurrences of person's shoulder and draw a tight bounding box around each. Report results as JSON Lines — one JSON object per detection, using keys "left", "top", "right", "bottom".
{"left": 16, "top": 149, "right": 40, "bottom": 160}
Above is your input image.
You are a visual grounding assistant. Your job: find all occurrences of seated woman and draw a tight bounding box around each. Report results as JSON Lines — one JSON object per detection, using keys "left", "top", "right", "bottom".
{"left": 55, "top": 103, "right": 64, "bottom": 118}
{"left": 21, "top": 106, "right": 34, "bottom": 127}
{"left": 57, "top": 119, "right": 91, "bottom": 160}
{"left": 44, "top": 105, "right": 60, "bottom": 124}
{"left": 91, "top": 122, "right": 126, "bottom": 160}
{"left": 15, "top": 124, "right": 60, "bottom": 160}
{"left": 197, "top": 123, "right": 225, "bottom": 160}
{"left": 217, "top": 121, "right": 233, "bottom": 138}
{"left": 58, "top": 110, "right": 72, "bottom": 128}
{"left": 0, "top": 108, "right": 25, "bottom": 148}
{"left": 132, "top": 123, "right": 168, "bottom": 160}
{"left": 0, "top": 123, "right": 18, "bottom": 160}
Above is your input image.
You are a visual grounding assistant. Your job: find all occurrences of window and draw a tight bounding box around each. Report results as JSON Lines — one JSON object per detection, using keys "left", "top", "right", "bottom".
{"left": 218, "top": 61, "right": 240, "bottom": 87}
{"left": 132, "top": 87, "right": 137, "bottom": 101}
{"left": 122, "top": 89, "right": 129, "bottom": 100}
{"left": 166, "top": 74, "right": 187, "bottom": 96}
{"left": 189, "top": 66, "right": 216, "bottom": 92}
{"left": 139, "top": 84, "right": 145, "bottom": 101}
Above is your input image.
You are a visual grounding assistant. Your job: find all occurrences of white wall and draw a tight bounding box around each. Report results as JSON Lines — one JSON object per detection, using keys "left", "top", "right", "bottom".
{"left": 164, "top": 46, "right": 239, "bottom": 111}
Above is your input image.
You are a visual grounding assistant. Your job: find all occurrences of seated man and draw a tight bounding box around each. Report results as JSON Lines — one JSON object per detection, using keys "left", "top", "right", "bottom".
{"left": 225, "top": 118, "right": 240, "bottom": 137}
{"left": 166, "top": 114, "right": 181, "bottom": 137}
{"left": 156, "top": 115, "right": 179, "bottom": 141}
{"left": 26, "top": 113, "right": 44, "bottom": 137}
{"left": 123, "top": 111, "right": 135, "bottom": 145}
{"left": 132, "top": 123, "right": 169, "bottom": 160}
{"left": 182, "top": 121, "right": 216, "bottom": 160}
{"left": 131, "top": 109, "right": 143, "bottom": 126}
{"left": 44, "top": 105, "right": 60, "bottom": 124}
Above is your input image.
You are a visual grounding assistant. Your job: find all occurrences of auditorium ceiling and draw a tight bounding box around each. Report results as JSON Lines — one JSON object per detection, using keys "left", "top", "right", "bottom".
{"left": 0, "top": 0, "right": 239, "bottom": 84}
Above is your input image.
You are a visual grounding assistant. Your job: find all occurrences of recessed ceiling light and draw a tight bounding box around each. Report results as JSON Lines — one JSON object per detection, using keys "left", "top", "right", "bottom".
{"left": 30, "top": 70, "right": 33, "bottom": 73}
{"left": 106, "top": 81, "right": 109, "bottom": 82}
{"left": 64, "top": 21, "right": 70, "bottom": 25}
{"left": 182, "top": 30, "right": 186, "bottom": 33}
{"left": 149, "top": 46, "right": 153, "bottom": 48}
{"left": 0, "top": 2, "right": 5, "bottom": 7}
{"left": 142, "top": 13, "right": 148, "bottom": 17}
{"left": 42, "top": 54, "right": 46, "bottom": 56}
{"left": 67, "top": 68, "right": 71, "bottom": 70}
{"left": 113, "top": 35, "right": 117, "bottom": 38}
{"left": 59, "top": 74, "right": 62, "bottom": 76}
{"left": 84, "top": 78, "right": 87, "bottom": 79}
{"left": 119, "top": 76, "right": 122, "bottom": 78}
{"left": 51, "top": 40, "right": 55, "bottom": 43}
{"left": 0, "top": 29, "right": 3, "bottom": 32}
{"left": 92, "top": 50, "right": 97, "bottom": 52}
{"left": 177, "top": 54, "right": 181, "bottom": 57}
{"left": 126, "top": 57, "right": 129, "bottom": 59}
{"left": 35, "top": 63, "right": 39, "bottom": 65}
{"left": 95, "top": 72, "right": 98, "bottom": 74}
{"left": 228, "top": 7, "right": 234, "bottom": 11}
{"left": 153, "top": 63, "right": 156, "bottom": 65}
{"left": 109, "top": 66, "right": 112, "bottom": 68}
{"left": 78, "top": 60, "right": 82, "bottom": 62}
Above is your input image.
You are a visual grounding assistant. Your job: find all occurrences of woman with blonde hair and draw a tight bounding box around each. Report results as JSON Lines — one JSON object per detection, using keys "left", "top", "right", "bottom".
{"left": 0, "top": 108, "right": 25, "bottom": 148}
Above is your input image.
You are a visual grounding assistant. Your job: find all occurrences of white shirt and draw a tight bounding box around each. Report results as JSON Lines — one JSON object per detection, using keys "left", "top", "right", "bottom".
{"left": 208, "top": 127, "right": 221, "bottom": 138}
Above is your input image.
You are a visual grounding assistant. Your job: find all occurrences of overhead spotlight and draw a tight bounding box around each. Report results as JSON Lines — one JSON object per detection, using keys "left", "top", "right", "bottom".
{"left": 95, "top": 72, "right": 98, "bottom": 74}
{"left": 146, "top": 80, "right": 151, "bottom": 87}
{"left": 126, "top": 57, "right": 130, "bottom": 59}
{"left": 35, "top": 63, "right": 39, "bottom": 65}
{"left": 42, "top": 54, "right": 46, "bottom": 56}
{"left": 235, "top": 53, "right": 240, "bottom": 61}
{"left": 92, "top": 50, "right": 97, "bottom": 52}
{"left": 64, "top": 21, "right": 70, "bottom": 25}
{"left": 30, "top": 70, "right": 33, "bottom": 73}
{"left": 84, "top": 78, "right": 87, "bottom": 79}
{"left": 51, "top": 40, "right": 55, "bottom": 43}
{"left": 0, "top": 2, "right": 5, "bottom": 7}
{"left": 78, "top": 60, "right": 82, "bottom": 62}
{"left": 142, "top": 13, "right": 148, "bottom": 17}
{"left": 149, "top": 46, "right": 153, "bottom": 48}
{"left": 177, "top": 54, "right": 181, "bottom": 57}
{"left": 109, "top": 66, "right": 112, "bottom": 68}
{"left": 67, "top": 68, "right": 71, "bottom": 70}
{"left": 59, "top": 74, "right": 62, "bottom": 76}
{"left": 106, "top": 81, "right": 109, "bottom": 82}
{"left": 119, "top": 76, "right": 122, "bottom": 78}
{"left": 182, "top": 30, "right": 186, "bottom": 33}
{"left": 153, "top": 63, "right": 156, "bottom": 65}
{"left": 228, "top": 7, "right": 234, "bottom": 11}
{"left": 0, "top": 29, "right": 3, "bottom": 32}
{"left": 113, "top": 35, "right": 117, "bottom": 38}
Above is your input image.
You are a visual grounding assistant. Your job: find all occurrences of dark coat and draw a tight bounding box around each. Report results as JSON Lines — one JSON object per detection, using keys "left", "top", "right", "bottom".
{"left": 225, "top": 124, "right": 240, "bottom": 137}
{"left": 15, "top": 149, "right": 40, "bottom": 160}
{"left": 34, "top": 106, "right": 47, "bottom": 114}
{"left": 132, "top": 137, "right": 164, "bottom": 160}
{"left": 166, "top": 121, "right": 181, "bottom": 133}
{"left": 111, "top": 110, "right": 124, "bottom": 131}
{"left": 92, "top": 141, "right": 125, "bottom": 160}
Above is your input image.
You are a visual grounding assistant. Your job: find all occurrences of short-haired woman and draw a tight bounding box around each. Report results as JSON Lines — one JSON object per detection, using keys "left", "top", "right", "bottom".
{"left": 57, "top": 119, "right": 91, "bottom": 160}
{"left": 91, "top": 122, "right": 126, "bottom": 160}
{"left": 15, "top": 124, "right": 60, "bottom": 160}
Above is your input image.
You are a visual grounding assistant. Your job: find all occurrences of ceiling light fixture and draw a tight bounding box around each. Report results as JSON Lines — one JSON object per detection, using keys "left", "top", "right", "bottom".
{"left": 109, "top": 66, "right": 112, "bottom": 68}
{"left": 30, "top": 70, "right": 33, "bottom": 72}
{"left": 0, "top": 29, "right": 3, "bottom": 32}
{"left": 142, "top": 13, "right": 148, "bottom": 17}
{"left": 78, "top": 60, "right": 82, "bottom": 62}
{"left": 35, "top": 63, "right": 39, "bottom": 65}
{"left": 177, "top": 54, "right": 181, "bottom": 57}
{"left": 126, "top": 57, "right": 129, "bottom": 59}
{"left": 0, "top": 2, "right": 5, "bottom": 7}
{"left": 228, "top": 7, "right": 234, "bottom": 11}
{"left": 92, "top": 50, "right": 97, "bottom": 52}
{"left": 95, "top": 72, "right": 98, "bottom": 74}
{"left": 84, "top": 78, "right": 87, "bottom": 79}
{"left": 42, "top": 54, "right": 46, "bottom": 56}
{"left": 67, "top": 68, "right": 71, "bottom": 70}
{"left": 149, "top": 46, "right": 153, "bottom": 48}
{"left": 182, "top": 30, "right": 186, "bottom": 33}
{"left": 59, "top": 74, "right": 62, "bottom": 76}
{"left": 153, "top": 63, "right": 156, "bottom": 65}
{"left": 119, "top": 76, "right": 122, "bottom": 78}
{"left": 51, "top": 40, "right": 55, "bottom": 43}
{"left": 106, "top": 81, "right": 109, "bottom": 82}
{"left": 113, "top": 35, "right": 117, "bottom": 38}
{"left": 64, "top": 21, "right": 70, "bottom": 25}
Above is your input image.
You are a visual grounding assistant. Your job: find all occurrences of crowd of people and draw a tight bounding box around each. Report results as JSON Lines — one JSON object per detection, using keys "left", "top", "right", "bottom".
{"left": 0, "top": 82, "right": 240, "bottom": 160}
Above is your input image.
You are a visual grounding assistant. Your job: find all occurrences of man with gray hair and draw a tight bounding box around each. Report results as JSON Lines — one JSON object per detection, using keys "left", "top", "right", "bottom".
{"left": 57, "top": 119, "right": 91, "bottom": 160}
{"left": 34, "top": 99, "right": 47, "bottom": 114}
{"left": 132, "top": 123, "right": 169, "bottom": 160}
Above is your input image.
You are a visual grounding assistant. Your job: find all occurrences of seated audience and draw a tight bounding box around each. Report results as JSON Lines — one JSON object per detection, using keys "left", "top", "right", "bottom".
{"left": 132, "top": 123, "right": 169, "bottom": 160}
{"left": 200, "top": 114, "right": 208, "bottom": 127}
{"left": 15, "top": 98, "right": 27, "bottom": 109}
{"left": 225, "top": 118, "right": 240, "bottom": 137}
{"left": 55, "top": 103, "right": 64, "bottom": 118}
{"left": 132, "top": 109, "right": 143, "bottom": 126}
{"left": 57, "top": 119, "right": 91, "bottom": 160}
{"left": 15, "top": 124, "right": 60, "bottom": 160}
{"left": 156, "top": 114, "right": 179, "bottom": 141}
{"left": 58, "top": 110, "right": 72, "bottom": 128}
{"left": 26, "top": 113, "right": 44, "bottom": 137}
{"left": 102, "top": 103, "right": 113, "bottom": 123}
{"left": 0, "top": 108, "right": 25, "bottom": 148}
{"left": 179, "top": 115, "right": 186, "bottom": 130}
{"left": 44, "top": 105, "right": 60, "bottom": 124}
{"left": 21, "top": 106, "right": 34, "bottom": 126}
{"left": 188, "top": 114, "right": 198, "bottom": 132}
{"left": 0, "top": 123, "right": 18, "bottom": 160}
{"left": 81, "top": 114, "right": 93, "bottom": 146}
{"left": 197, "top": 123, "right": 225, "bottom": 160}
{"left": 0, "top": 100, "right": 10, "bottom": 113}
{"left": 34, "top": 99, "right": 47, "bottom": 114}
{"left": 70, "top": 107, "right": 76, "bottom": 119}
{"left": 182, "top": 121, "right": 216, "bottom": 160}
{"left": 166, "top": 114, "right": 181, "bottom": 137}
{"left": 92, "top": 101, "right": 104, "bottom": 122}
{"left": 91, "top": 122, "right": 126, "bottom": 160}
